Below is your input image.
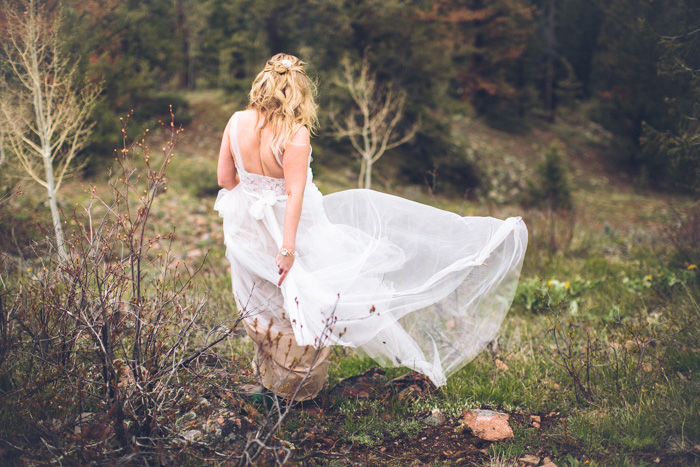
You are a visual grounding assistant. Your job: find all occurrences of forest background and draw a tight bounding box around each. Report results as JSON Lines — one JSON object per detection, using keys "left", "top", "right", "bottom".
{"left": 1, "top": 0, "right": 699, "bottom": 466}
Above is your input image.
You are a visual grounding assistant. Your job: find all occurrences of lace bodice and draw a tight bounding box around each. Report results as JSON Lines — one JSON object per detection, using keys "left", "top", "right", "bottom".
{"left": 239, "top": 171, "right": 288, "bottom": 197}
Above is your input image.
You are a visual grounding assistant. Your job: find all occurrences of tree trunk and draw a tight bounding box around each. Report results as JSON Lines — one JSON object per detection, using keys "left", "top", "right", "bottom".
{"left": 43, "top": 145, "right": 67, "bottom": 260}
{"left": 365, "top": 158, "right": 373, "bottom": 190}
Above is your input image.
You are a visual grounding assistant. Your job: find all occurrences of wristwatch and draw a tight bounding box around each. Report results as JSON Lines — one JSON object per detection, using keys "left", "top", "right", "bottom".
{"left": 279, "top": 248, "right": 296, "bottom": 257}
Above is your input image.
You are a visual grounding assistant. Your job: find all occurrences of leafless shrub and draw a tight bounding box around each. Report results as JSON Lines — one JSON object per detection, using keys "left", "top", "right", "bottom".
{"left": 0, "top": 113, "right": 242, "bottom": 463}
{"left": 546, "top": 286, "right": 698, "bottom": 407}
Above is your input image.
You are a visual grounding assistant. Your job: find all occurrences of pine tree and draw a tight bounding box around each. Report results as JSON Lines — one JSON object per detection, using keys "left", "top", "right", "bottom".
{"left": 416, "top": 0, "right": 537, "bottom": 116}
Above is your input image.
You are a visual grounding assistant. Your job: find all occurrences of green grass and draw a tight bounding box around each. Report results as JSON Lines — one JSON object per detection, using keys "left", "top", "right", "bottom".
{"left": 336, "top": 398, "right": 422, "bottom": 448}
{"left": 489, "top": 426, "right": 542, "bottom": 459}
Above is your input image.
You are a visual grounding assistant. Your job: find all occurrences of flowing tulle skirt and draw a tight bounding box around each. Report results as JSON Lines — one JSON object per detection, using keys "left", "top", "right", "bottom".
{"left": 214, "top": 182, "right": 527, "bottom": 386}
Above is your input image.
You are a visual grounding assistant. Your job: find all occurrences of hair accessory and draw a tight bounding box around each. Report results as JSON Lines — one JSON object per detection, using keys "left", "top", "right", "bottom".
{"left": 280, "top": 59, "right": 292, "bottom": 68}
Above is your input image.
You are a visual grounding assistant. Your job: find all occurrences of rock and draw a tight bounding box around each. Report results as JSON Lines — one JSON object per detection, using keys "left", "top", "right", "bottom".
{"left": 423, "top": 408, "right": 445, "bottom": 427}
{"left": 176, "top": 411, "right": 197, "bottom": 430}
{"left": 530, "top": 414, "right": 541, "bottom": 429}
{"left": 182, "top": 429, "right": 202, "bottom": 442}
{"left": 518, "top": 454, "right": 540, "bottom": 466}
{"left": 461, "top": 409, "right": 514, "bottom": 441}
{"left": 541, "top": 462, "right": 558, "bottom": 467}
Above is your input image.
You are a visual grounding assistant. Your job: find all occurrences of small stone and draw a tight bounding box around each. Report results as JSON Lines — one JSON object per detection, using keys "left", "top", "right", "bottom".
{"left": 518, "top": 454, "right": 541, "bottom": 466}
{"left": 541, "top": 463, "right": 558, "bottom": 467}
{"left": 183, "top": 429, "right": 202, "bottom": 442}
{"left": 462, "top": 409, "right": 514, "bottom": 441}
{"left": 423, "top": 408, "right": 445, "bottom": 427}
{"left": 653, "top": 458, "right": 660, "bottom": 464}
{"left": 530, "top": 415, "right": 541, "bottom": 429}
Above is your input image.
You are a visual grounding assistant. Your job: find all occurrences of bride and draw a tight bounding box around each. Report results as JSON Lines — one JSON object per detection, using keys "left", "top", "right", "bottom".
{"left": 214, "top": 53, "right": 528, "bottom": 402}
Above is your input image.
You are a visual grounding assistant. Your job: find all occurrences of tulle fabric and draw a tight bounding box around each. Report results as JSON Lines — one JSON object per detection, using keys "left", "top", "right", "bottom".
{"left": 214, "top": 112, "right": 528, "bottom": 386}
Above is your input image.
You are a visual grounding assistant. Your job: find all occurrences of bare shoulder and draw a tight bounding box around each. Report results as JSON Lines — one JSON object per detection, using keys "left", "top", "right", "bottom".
{"left": 229, "top": 109, "right": 259, "bottom": 135}
{"left": 232, "top": 108, "right": 256, "bottom": 123}
{"left": 290, "top": 124, "right": 310, "bottom": 145}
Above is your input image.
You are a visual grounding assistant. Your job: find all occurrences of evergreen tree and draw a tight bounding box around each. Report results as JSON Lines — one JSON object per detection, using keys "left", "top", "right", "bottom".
{"left": 640, "top": 1, "right": 700, "bottom": 195}
{"left": 415, "top": 0, "right": 537, "bottom": 117}
{"left": 593, "top": 0, "right": 700, "bottom": 191}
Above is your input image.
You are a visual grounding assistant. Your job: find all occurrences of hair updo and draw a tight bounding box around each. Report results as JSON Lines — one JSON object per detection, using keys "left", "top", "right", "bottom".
{"left": 248, "top": 53, "right": 319, "bottom": 154}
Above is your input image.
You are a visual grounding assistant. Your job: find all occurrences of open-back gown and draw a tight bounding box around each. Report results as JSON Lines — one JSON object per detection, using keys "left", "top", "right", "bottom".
{"left": 214, "top": 112, "right": 528, "bottom": 387}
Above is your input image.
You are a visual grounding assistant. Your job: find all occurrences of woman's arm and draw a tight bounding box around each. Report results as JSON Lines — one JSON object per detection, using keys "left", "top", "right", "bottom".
{"left": 276, "top": 126, "right": 311, "bottom": 286}
{"left": 217, "top": 117, "right": 240, "bottom": 189}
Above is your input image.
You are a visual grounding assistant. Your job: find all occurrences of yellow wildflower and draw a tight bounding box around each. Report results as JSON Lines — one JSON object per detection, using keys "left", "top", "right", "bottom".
{"left": 548, "top": 280, "right": 553, "bottom": 286}
{"left": 688, "top": 264, "right": 697, "bottom": 270}
{"left": 646, "top": 275, "right": 653, "bottom": 281}
{"left": 565, "top": 282, "right": 570, "bottom": 289}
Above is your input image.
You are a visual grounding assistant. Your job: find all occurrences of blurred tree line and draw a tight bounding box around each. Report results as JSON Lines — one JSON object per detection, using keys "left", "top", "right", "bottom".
{"left": 5, "top": 0, "right": 698, "bottom": 195}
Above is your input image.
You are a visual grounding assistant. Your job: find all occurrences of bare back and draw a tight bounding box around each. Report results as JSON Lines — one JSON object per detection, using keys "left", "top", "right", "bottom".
{"left": 234, "top": 109, "right": 287, "bottom": 179}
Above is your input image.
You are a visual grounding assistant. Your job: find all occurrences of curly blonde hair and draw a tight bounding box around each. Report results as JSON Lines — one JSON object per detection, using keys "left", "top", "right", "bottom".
{"left": 248, "top": 53, "right": 319, "bottom": 154}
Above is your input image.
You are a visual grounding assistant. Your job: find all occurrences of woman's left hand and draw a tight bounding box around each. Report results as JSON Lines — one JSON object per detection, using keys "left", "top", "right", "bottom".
{"left": 276, "top": 253, "right": 295, "bottom": 286}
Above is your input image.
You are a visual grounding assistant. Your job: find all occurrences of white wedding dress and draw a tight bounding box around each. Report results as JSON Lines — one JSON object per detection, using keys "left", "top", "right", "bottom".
{"left": 214, "top": 112, "right": 528, "bottom": 386}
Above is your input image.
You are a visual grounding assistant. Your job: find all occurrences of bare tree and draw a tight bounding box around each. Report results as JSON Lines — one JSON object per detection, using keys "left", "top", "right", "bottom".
{"left": 331, "top": 56, "right": 419, "bottom": 189}
{"left": 0, "top": 0, "right": 100, "bottom": 260}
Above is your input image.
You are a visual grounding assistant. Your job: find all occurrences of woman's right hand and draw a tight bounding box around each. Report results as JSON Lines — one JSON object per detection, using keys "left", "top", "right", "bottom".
{"left": 276, "top": 251, "right": 295, "bottom": 286}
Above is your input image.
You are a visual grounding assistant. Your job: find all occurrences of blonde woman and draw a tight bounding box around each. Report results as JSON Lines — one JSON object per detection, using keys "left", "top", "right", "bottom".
{"left": 215, "top": 53, "right": 528, "bottom": 404}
